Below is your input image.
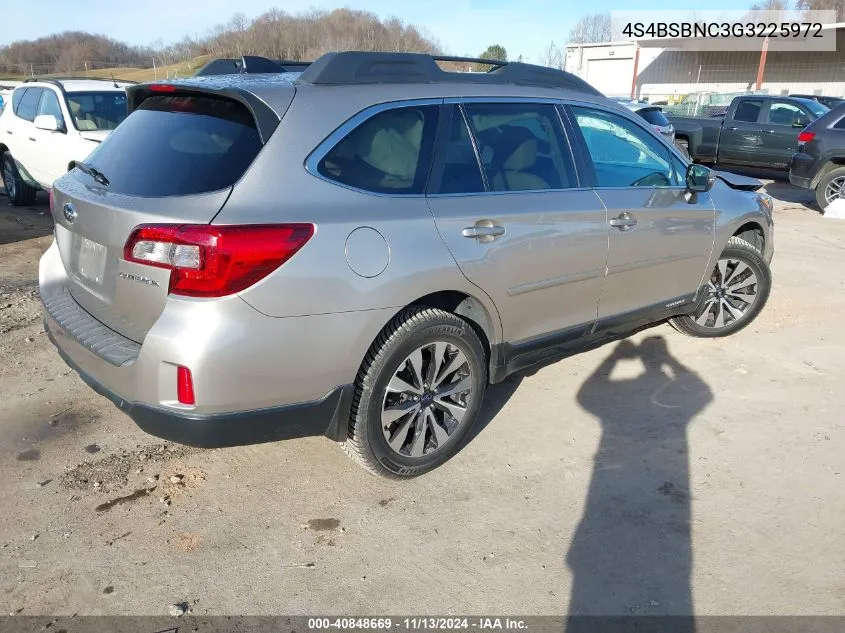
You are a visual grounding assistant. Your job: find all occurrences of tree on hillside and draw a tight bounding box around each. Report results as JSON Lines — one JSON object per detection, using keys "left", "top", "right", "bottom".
{"left": 542, "top": 41, "right": 564, "bottom": 69}
{"left": 795, "top": 0, "right": 844, "bottom": 20}
{"left": 567, "top": 13, "right": 612, "bottom": 44}
{"left": 473, "top": 44, "right": 507, "bottom": 71}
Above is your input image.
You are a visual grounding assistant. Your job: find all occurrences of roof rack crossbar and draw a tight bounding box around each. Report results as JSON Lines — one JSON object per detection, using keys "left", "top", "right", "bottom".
{"left": 24, "top": 76, "right": 137, "bottom": 85}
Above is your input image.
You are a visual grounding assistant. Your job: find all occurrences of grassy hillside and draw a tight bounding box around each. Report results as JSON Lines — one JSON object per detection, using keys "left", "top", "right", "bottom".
{"left": 0, "top": 55, "right": 213, "bottom": 83}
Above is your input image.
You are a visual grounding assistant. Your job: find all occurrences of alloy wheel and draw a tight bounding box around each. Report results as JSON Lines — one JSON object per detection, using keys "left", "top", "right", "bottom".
{"left": 693, "top": 257, "right": 759, "bottom": 329}
{"left": 381, "top": 341, "right": 473, "bottom": 458}
{"left": 824, "top": 176, "right": 845, "bottom": 206}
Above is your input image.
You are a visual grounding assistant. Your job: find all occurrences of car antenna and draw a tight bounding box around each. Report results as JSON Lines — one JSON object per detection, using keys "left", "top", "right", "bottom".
{"left": 111, "top": 73, "right": 119, "bottom": 89}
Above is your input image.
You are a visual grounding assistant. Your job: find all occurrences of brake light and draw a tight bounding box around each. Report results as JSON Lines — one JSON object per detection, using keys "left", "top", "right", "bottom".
{"left": 123, "top": 224, "right": 314, "bottom": 297}
{"left": 798, "top": 131, "right": 815, "bottom": 143}
{"left": 176, "top": 366, "right": 195, "bottom": 405}
{"left": 148, "top": 84, "right": 177, "bottom": 93}
{"left": 49, "top": 188, "right": 54, "bottom": 213}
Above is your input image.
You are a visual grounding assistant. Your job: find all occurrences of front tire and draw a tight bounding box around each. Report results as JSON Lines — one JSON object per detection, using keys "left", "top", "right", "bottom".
{"left": 344, "top": 307, "right": 487, "bottom": 478}
{"left": 670, "top": 236, "right": 771, "bottom": 338}
{"left": 815, "top": 165, "right": 845, "bottom": 212}
{"left": 2, "top": 151, "right": 37, "bottom": 206}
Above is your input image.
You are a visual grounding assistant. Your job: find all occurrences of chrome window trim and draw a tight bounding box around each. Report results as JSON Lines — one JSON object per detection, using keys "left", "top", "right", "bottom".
{"left": 304, "top": 98, "right": 444, "bottom": 198}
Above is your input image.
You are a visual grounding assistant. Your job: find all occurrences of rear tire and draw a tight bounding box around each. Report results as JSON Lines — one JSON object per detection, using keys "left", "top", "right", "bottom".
{"left": 669, "top": 236, "right": 771, "bottom": 338}
{"left": 344, "top": 307, "right": 487, "bottom": 478}
{"left": 1, "top": 151, "right": 37, "bottom": 206}
{"left": 815, "top": 165, "right": 845, "bottom": 212}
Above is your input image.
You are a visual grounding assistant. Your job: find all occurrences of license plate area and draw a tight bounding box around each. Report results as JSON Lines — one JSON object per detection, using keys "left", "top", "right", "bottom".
{"left": 77, "top": 237, "right": 107, "bottom": 286}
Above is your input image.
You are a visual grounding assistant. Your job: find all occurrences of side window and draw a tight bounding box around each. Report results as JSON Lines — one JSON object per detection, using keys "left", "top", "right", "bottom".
{"left": 834, "top": 117, "right": 845, "bottom": 130}
{"left": 430, "top": 106, "right": 485, "bottom": 194}
{"left": 463, "top": 102, "right": 575, "bottom": 192}
{"left": 733, "top": 100, "right": 763, "bottom": 123}
{"left": 37, "top": 90, "right": 64, "bottom": 124}
{"left": 12, "top": 88, "right": 27, "bottom": 115}
{"left": 571, "top": 106, "right": 680, "bottom": 188}
{"left": 16, "top": 88, "right": 43, "bottom": 122}
{"left": 767, "top": 102, "right": 810, "bottom": 127}
{"left": 317, "top": 105, "right": 438, "bottom": 194}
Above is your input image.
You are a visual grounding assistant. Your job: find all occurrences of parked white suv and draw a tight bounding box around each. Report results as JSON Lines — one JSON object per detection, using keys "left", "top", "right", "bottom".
{"left": 0, "top": 78, "right": 131, "bottom": 204}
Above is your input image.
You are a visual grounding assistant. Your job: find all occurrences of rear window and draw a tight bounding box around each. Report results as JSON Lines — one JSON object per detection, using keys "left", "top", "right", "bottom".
{"left": 637, "top": 108, "right": 671, "bottom": 127}
{"left": 81, "top": 95, "right": 261, "bottom": 197}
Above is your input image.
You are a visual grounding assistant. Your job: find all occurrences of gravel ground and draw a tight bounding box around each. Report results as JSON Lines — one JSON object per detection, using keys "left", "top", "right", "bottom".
{"left": 0, "top": 182, "right": 843, "bottom": 616}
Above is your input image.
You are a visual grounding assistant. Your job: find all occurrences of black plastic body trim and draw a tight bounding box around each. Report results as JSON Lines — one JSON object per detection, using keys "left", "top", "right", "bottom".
{"left": 490, "top": 293, "right": 697, "bottom": 382}
{"left": 45, "top": 321, "right": 353, "bottom": 448}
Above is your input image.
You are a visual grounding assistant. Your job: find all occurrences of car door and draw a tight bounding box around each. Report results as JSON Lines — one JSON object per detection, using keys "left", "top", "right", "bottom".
{"left": 758, "top": 100, "right": 812, "bottom": 169}
{"left": 426, "top": 101, "right": 608, "bottom": 346}
{"left": 9, "top": 87, "right": 44, "bottom": 183}
{"left": 566, "top": 104, "right": 715, "bottom": 322}
{"left": 29, "top": 88, "right": 73, "bottom": 187}
{"left": 717, "top": 98, "right": 765, "bottom": 165}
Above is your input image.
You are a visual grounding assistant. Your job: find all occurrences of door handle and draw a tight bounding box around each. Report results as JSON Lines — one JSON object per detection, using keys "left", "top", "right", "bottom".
{"left": 609, "top": 212, "right": 637, "bottom": 230}
{"left": 28, "top": 137, "right": 36, "bottom": 142}
{"left": 5, "top": 130, "right": 11, "bottom": 135}
{"left": 462, "top": 223, "right": 505, "bottom": 242}
{"left": 763, "top": 129, "right": 776, "bottom": 134}
{"left": 726, "top": 126, "right": 739, "bottom": 130}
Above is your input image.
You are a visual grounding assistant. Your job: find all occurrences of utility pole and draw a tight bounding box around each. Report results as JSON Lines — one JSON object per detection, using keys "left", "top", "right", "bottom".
{"left": 84, "top": 61, "right": 89, "bottom": 77}
{"left": 153, "top": 57, "right": 157, "bottom": 80}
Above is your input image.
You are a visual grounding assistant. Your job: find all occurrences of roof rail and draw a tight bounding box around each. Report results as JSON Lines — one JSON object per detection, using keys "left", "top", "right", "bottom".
{"left": 296, "top": 51, "right": 602, "bottom": 95}
{"left": 194, "top": 56, "right": 311, "bottom": 77}
{"left": 24, "top": 77, "right": 136, "bottom": 86}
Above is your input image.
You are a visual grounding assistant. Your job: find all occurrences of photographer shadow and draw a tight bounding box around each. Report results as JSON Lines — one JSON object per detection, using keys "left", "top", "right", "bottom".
{"left": 566, "top": 336, "right": 713, "bottom": 629}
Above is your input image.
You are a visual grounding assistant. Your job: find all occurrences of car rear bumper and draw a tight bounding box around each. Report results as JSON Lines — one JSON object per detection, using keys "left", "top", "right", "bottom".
{"left": 45, "top": 321, "right": 352, "bottom": 446}
{"left": 789, "top": 152, "right": 816, "bottom": 189}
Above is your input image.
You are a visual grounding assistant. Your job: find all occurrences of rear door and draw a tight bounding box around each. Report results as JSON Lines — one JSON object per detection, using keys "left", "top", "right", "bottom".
{"left": 50, "top": 91, "right": 272, "bottom": 343}
{"left": 567, "top": 104, "right": 714, "bottom": 320}
{"left": 9, "top": 87, "right": 43, "bottom": 181}
{"left": 426, "top": 101, "right": 608, "bottom": 346}
{"left": 758, "top": 99, "right": 813, "bottom": 169}
{"left": 717, "top": 98, "right": 765, "bottom": 165}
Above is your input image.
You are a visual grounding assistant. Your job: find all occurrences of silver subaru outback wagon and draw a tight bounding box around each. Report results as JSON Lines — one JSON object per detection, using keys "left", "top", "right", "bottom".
{"left": 40, "top": 52, "right": 774, "bottom": 478}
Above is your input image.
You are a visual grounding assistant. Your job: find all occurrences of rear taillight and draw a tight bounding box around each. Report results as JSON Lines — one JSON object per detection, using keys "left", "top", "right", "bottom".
{"left": 123, "top": 224, "right": 314, "bottom": 297}
{"left": 177, "top": 366, "right": 195, "bottom": 405}
{"left": 798, "top": 131, "right": 816, "bottom": 143}
{"left": 49, "top": 188, "right": 54, "bottom": 213}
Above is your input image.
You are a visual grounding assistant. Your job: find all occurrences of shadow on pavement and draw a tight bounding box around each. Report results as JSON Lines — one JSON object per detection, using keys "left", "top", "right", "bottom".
{"left": 566, "top": 336, "right": 713, "bottom": 627}
{"left": 762, "top": 180, "right": 818, "bottom": 211}
{"left": 0, "top": 187, "right": 53, "bottom": 246}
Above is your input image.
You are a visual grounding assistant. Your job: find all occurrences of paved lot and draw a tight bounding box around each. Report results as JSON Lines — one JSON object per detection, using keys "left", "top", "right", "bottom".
{"left": 0, "top": 183, "right": 844, "bottom": 616}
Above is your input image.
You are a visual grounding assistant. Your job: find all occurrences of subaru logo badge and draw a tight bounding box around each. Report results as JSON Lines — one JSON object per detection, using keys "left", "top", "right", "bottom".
{"left": 63, "top": 202, "right": 77, "bottom": 224}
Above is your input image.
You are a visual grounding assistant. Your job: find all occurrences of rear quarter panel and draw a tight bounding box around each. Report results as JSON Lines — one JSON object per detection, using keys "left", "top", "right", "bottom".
{"left": 213, "top": 87, "right": 504, "bottom": 346}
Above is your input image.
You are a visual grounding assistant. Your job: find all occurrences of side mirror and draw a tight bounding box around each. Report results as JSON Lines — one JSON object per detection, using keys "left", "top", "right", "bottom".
{"left": 34, "top": 114, "right": 63, "bottom": 132}
{"left": 686, "top": 163, "right": 714, "bottom": 193}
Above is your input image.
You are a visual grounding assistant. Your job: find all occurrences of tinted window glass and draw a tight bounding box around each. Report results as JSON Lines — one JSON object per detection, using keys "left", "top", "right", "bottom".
{"left": 572, "top": 106, "right": 681, "bottom": 188}
{"left": 767, "top": 102, "right": 810, "bottom": 126}
{"left": 834, "top": 117, "right": 845, "bottom": 130}
{"left": 16, "top": 88, "right": 43, "bottom": 122}
{"left": 733, "top": 100, "right": 762, "bottom": 123}
{"left": 66, "top": 91, "right": 127, "bottom": 131}
{"left": 37, "top": 90, "right": 64, "bottom": 122}
{"left": 12, "top": 88, "right": 27, "bottom": 114}
{"left": 637, "top": 108, "right": 670, "bottom": 127}
{"left": 463, "top": 103, "right": 574, "bottom": 191}
{"left": 318, "top": 105, "right": 438, "bottom": 194}
{"left": 794, "top": 98, "right": 829, "bottom": 118}
{"left": 431, "top": 106, "right": 485, "bottom": 194}
{"left": 82, "top": 95, "right": 262, "bottom": 197}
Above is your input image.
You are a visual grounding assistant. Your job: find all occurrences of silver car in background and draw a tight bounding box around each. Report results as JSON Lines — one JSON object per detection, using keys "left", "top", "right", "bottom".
{"left": 617, "top": 98, "right": 676, "bottom": 144}
{"left": 40, "top": 52, "right": 774, "bottom": 478}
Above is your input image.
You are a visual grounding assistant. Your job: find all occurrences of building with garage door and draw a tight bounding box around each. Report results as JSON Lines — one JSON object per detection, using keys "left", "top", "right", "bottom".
{"left": 564, "top": 23, "right": 845, "bottom": 102}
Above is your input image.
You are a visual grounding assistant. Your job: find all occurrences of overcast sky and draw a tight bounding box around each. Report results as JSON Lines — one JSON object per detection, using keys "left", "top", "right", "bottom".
{"left": 0, "top": 0, "right": 749, "bottom": 64}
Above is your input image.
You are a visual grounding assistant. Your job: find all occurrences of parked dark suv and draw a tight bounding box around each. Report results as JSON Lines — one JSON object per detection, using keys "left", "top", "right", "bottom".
{"left": 789, "top": 103, "right": 845, "bottom": 210}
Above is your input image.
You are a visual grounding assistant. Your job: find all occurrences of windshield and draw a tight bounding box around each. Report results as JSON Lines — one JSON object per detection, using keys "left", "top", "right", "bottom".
{"left": 66, "top": 91, "right": 128, "bottom": 131}
{"left": 794, "top": 98, "right": 829, "bottom": 118}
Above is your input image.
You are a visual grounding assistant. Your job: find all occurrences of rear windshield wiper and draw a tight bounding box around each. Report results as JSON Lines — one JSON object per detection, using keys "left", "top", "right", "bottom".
{"left": 75, "top": 161, "right": 110, "bottom": 186}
